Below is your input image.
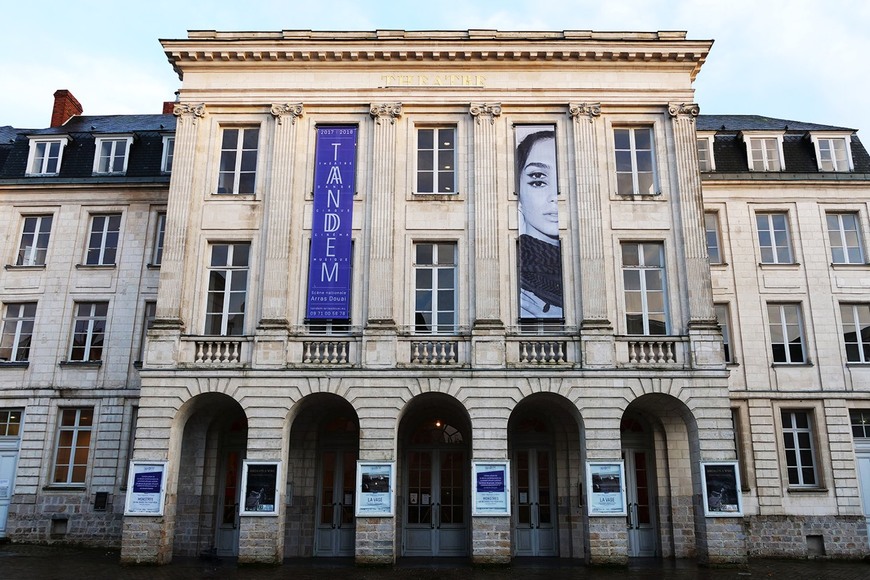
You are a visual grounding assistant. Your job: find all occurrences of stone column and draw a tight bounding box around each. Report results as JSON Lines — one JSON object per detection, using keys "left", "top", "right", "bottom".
{"left": 254, "top": 104, "right": 303, "bottom": 368}
{"left": 363, "top": 103, "right": 401, "bottom": 367}
{"left": 668, "top": 103, "right": 723, "bottom": 367}
{"left": 583, "top": 411, "right": 628, "bottom": 565}
{"left": 569, "top": 103, "right": 615, "bottom": 368}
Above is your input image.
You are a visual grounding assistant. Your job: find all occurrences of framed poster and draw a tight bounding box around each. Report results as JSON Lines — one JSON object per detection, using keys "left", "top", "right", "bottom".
{"left": 240, "top": 461, "right": 281, "bottom": 516}
{"left": 124, "top": 461, "right": 167, "bottom": 516}
{"left": 472, "top": 461, "right": 511, "bottom": 516}
{"left": 356, "top": 461, "right": 395, "bottom": 517}
{"left": 701, "top": 461, "right": 743, "bottom": 517}
{"left": 586, "top": 461, "right": 627, "bottom": 516}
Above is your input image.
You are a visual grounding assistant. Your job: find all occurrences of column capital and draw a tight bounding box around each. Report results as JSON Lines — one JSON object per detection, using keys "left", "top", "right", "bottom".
{"left": 668, "top": 102, "right": 700, "bottom": 120}
{"left": 172, "top": 102, "right": 206, "bottom": 125}
{"left": 568, "top": 102, "right": 601, "bottom": 123}
{"left": 369, "top": 102, "right": 402, "bottom": 124}
{"left": 270, "top": 103, "right": 304, "bottom": 125}
{"left": 469, "top": 103, "right": 502, "bottom": 125}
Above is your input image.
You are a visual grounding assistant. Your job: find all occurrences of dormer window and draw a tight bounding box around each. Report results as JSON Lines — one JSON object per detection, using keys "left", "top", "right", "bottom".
{"left": 696, "top": 133, "right": 715, "bottom": 172}
{"left": 741, "top": 132, "right": 784, "bottom": 171}
{"left": 810, "top": 133, "right": 853, "bottom": 172}
{"left": 26, "top": 137, "right": 69, "bottom": 176}
{"left": 161, "top": 136, "right": 175, "bottom": 173}
{"left": 93, "top": 135, "right": 133, "bottom": 175}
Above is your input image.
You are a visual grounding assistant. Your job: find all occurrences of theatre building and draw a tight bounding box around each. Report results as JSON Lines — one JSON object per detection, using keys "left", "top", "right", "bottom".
{"left": 1, "top": 29, "right": 870, "bottom": 566}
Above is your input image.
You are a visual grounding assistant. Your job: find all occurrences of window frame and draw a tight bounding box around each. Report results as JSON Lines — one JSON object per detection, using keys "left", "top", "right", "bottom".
{"left": 92, "top": 135, "right": 133, "bottom": 175}
{"left": 620, "top": 241, "right": 669, "bottom": 336}
{"left": 755, "top": 211, "right": 794, "bottom": 264}
{"left": 204, "top": 242, "right": 250, "bottom": 336}
{"left": 696, "top": 133, "right": 716, "bottom": 172}
{"left": 779, "top": 409, "right": 820, "bottom": 488}
{"left": 15, "top": 214, "right": 53, "bottom": 267}
{"left": 151, "top": 212, "right": 167, "bottom": 266}
{"left": 840, "top": 303, "right": 870, "bottom": 364}
{"left": 0, "top": 302, "right": 37, "bottom": 363}
{"left": 413, "top": 241, "right": 458, "bottom": 334}
{"left": 52, "top": 407, "right": 94, "bottom": 485}
{"left": 68, "top": 301, "right": 109, "bottom": 362}
{"left": 216, "top": 126, "right": 260, "bottom": 195}
{"left": 715, "top": 303, "right": 733, "bottom": 364}
{"left": 705, "top": 211, "right": 723, "bottom": 265}
{"left": 826, "top": 211, "right": 864, "bottom": 265}
{"left": 137, "top": 301, "right": 157, "bottom": 364}
{"left": 742, "top": 132, "right": 785, "bottom": 171}
{"left": 415, "top": 126, "right": 457, "bottom": 195}
{"left": 810, "top": 132, "right": 854, "bottom": 172}
{"left": 613, "top": 126, "right": 659, "bottom": 196}
{"left": 84, "top": 213, "right": 122, "bottom": 266}
{"left": 161, "top": 135, "right": 175, "bottom": 173}
{"left": 767, "top": 302, "right": 806, "bottom": 364}
{"left": 25, "top": 136, "right": 69, "bottom": 176}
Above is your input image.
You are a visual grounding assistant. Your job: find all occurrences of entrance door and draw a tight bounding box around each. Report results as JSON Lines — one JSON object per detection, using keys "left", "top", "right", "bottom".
{"left": 513, "top": 448, "right": 557, "bottom": 556}
{"left": 0, "top": 447, "right": 19, "bottom": 538}
{"left": 623, "top": 448, "right": 656, "bottom": 557}
{"left": 856, "top": 451, "right": 870, "bottom": 539}
{"left": 404, "top": 449, "right": 467, "bottom": 556}
{"left": 215, "top": 448, "right": 242, "bottom": 556}
{"left": 315, "top": 449, "right": 356, "bottom": 556}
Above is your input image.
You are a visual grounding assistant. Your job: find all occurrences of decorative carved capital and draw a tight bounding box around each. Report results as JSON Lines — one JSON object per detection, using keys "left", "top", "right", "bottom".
{"left": 270, "top": 103, "right": 304, "bottom": 125}
{"left": 469, "top": 103, "right": 502, "bottom": 125}
{"left": 370, "top": 103, "right": 402, "bottom": 125}
{"left": 173, "top": 103, "right": 206, "bottom": 125}
{"left": 668, "top": 102, "right": 700, "bottom": 120}
{"left": 568, "top": 102, "right": 601, "bottom": 123}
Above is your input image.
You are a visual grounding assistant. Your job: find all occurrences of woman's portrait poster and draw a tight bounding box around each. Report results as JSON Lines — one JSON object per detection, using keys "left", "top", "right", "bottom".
{"left": 516, "top": 125, "right": 563, "bottom": 319}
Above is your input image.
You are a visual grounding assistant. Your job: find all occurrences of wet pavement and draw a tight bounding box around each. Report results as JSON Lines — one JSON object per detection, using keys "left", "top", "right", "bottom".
{"left": 2, "top": 543, "right": 870, "bottom": 579}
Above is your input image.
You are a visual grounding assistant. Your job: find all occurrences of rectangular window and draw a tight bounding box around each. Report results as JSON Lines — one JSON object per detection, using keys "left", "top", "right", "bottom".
{"left": 780, "top": 410, "right": 818, "bottom": 487}
{"left": 69, "top": 302, "right": 108, "bottom": 362}
{"left": 813, "top": 137, "right": 852, "bottom": 172}
{"left": 0, "top": 303, "right": 36, "bottom": 363}
{"left": 26, "top": 138, "right": 67, "bottom": 175}
{"left": 850, "top": 409, "right": 870, "bottom": 438}
{"left": 0, "top": 408, "right": 22, "bottom": 437}
{"left": 697, "top": 136, "right": 715, "bottom": 172}
{"left": 614, "top": 127, "right": 657, "bottom": 195}
{"left": 152, "top": 212, "right": 166, "bottom": 266}
{"left": 756, "top": 212, "right": 793, "bottom": 264}
{"left": 715, "top": 304, "right": 733, "bottom": 363}
{"left": 85, "top": 213, "right": 122, "bottom": 266}
{"left": 161, "top": 136, "right": 175, "bottom": 173}
{"left": 137, "top": 301, "right": 157, "bottom": 363}
{"left": 217, "top": 127, "right": 259, "bottom": 194}
{"left": 416, "top": 127, "right": 456, "bottom": 194}
{"left": 414, "top": 242, "right": 457, "bottom": 334}
{"left": 768, "top": 303, "right": 805, "bottom": 364}
{"left": 622, "top": 242, "right": 667, "bottom": 335}
{"left": 826, "top": 212, "right": 864, "bottom": 264}
{"left": 747, "top": 137, "right": 782, "bottom": 171}
{"left": 205, "top": 243, "right": 250, "bottom": 336}
{"left": 16, "top": 214, "right": 53, "bottom": 266}
{"left": 94, "top": 137, "right": 132, "bottom": 174}
{"left": 53, "top": 408, "right": 93, "bottom": 484}
{"left": 840, "top": 303, "right": 870, "bottom": 363}
{"left": 705, "top": 212, "right": 722, "bottom": 264}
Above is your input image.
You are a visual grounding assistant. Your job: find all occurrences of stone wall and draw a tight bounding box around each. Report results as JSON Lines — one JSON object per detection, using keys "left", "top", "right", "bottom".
{"left": 745, "top": 515, "right": 869, "bottom": 559}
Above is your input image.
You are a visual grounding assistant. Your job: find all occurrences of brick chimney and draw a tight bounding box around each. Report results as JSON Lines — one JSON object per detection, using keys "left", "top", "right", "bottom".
{"left": 50, "top": 90, "right": 83, "bottom": 127}
{"left": 162, "top": 101, "right": 176, "bottom": 115}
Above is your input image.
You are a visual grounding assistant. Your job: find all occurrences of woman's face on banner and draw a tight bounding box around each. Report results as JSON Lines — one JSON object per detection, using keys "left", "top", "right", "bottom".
{"left": 518, "top": 136, "right": 558, "bottom": 242}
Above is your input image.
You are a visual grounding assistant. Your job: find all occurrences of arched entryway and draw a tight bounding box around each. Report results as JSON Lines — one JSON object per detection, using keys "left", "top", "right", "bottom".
{"left": 284, "top": 393, "right": 359, "bottom": 558}
{"left": 508, "top": 393, "right": 584, "bottom": 559}
{"left": 172, "top": 393, "right": 248, "bottom": 558}
{"left": 398, "top": 393, "right": 471, "bottom": 557}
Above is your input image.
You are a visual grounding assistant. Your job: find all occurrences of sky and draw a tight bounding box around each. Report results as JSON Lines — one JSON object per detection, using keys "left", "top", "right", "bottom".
{"left": 2, "top": 0, "right": 868, "bottom": 137}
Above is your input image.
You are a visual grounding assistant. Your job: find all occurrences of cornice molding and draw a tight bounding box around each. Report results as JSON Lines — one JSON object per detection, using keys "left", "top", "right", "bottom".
{"left": 569, "top": 102, "right": 601, "bottom": 123}
{"left": 173, "top": 103, "right": 206, "bottom": 125}
{"left": 270, "top": 103, "right": 304, "bottom": 124}
{"left": 370, "top": 102, "right": 402, "bottom": 124}
{"left": 469, "top": 103, "right": 502, "bottom": 125}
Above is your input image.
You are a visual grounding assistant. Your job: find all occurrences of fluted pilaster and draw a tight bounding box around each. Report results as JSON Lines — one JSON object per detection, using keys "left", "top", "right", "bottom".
{"left": 259, "top": 103, "right": 303, "bottom": 327}
{"left": 155, "top": 103, "right": 206, "bottom": 328}
{"left": 668, "top": 102, "right": 716, "bottom": 326}
{"left": 470, "top": 103, "right": 503, "bottom": 326}
{"left": 366, "top": 103, "right": 402, "bottom": 326}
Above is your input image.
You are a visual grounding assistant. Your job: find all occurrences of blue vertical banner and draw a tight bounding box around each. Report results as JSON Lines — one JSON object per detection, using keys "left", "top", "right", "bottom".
{"left": 307, "top": 126, "right": 358, "bottom": 319}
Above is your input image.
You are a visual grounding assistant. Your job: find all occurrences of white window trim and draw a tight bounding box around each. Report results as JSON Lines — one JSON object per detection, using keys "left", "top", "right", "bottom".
{"left": 68, "top": 301, "right": 109, "bottom": 362}
{"left": 161, "top": 135, "right": 175, "bottom": 173}
{"left": 613, "top": 125, "right": 660, "bottom": 196}
{"left": 151, "top": 212, "right": 167, "bottom": 266}
{"left": 741, "top": 131, "right": 785, "bottom": 172}
{"left": 810, "top": 132, "right": 854, "bottom": 172}
{"left": 216, "top": 126, "right": 260, "bottom": 195}
{"left": 767, "top": 302, "right": 806, "bottom": 364}
{"left": 51, "top": 407, "right": 95, "bottom": 486}
{"left": 840, "top": 303, "right": 870, "bottom": 364}
{"left": 755, "top": 211, "right": 795, "bottom": 265}
{"left": 714, "top": 303, "right": 733, "bottom": 364}
{"left": 92, "top": 135, "right": 133, "bottom": 175}
{"left": 84, "top": 213, "right": 122, "bottom": 266}
{"left": 205, "top": 242, "right": 250, "bottom": 336}
{"left": 620, "top": 241, "right": 670, "bottom": 336}
{"left": 696, "top": 132, "right": 716, "bottom": 172}
{"left": 0, "top": 302, "right": 36, "bottom": 363}
{"left": 16, "top": 213, "right": 54, "bottom": 267}
{"left": 413, "top": 241, "right": 458, "bottom": 334}
{"left": 826, "top": 211, "right": 865, "bottom": 265}
{"left": 414, "top": 125, "right": 458, "bottom": 195}
{"left": 25, "top": 136, "right": 70, "bottom": 176}
{"left": 778, "top": 408, "right": 822, "bottom": 489}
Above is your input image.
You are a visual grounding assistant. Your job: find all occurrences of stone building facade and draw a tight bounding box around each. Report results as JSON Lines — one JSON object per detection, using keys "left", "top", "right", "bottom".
{"left": 0, "top": 29, "right": 869, "bottom": 567}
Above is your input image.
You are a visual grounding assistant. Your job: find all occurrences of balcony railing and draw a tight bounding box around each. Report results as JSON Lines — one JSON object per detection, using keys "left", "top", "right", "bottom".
{"left": 303, "top": 340, "right": 352, "bottom": 365}
{"left": 180, "top": 336, "right": 250, "bottom": 366}
{"left": 616, "top": 336, "right": 687, "bottom": 367}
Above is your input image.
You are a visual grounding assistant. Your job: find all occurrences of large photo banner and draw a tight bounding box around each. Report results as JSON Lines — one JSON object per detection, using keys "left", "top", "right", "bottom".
{"left": 307, "top": 125, "right": 358, "bottom": 320}
{"left": 516, "top": 125, "right": 563, "bottom": 319}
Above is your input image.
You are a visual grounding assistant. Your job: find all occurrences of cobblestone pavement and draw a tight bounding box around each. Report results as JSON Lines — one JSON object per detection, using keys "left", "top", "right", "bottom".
{"left": 2, "top": 543, "right": 870, "bottom": 579}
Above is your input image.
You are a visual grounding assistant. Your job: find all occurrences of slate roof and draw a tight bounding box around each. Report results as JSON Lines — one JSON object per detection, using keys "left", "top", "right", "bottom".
{"left": 696, "top": 114, "right": 870, "bottom": 174}
{"left": 0, "top": 115, "right": 176, "bottom": 180}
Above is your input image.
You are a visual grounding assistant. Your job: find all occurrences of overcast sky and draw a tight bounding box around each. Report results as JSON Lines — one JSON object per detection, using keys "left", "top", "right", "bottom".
{"left": 2, "top": 0, "right": 868, "bottom": 137}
